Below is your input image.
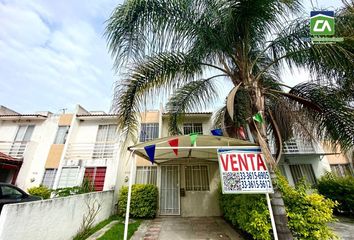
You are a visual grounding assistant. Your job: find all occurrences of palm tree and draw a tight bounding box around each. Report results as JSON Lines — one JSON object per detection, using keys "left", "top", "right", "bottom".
{"left": 105, "top": 0, "right": 354, "bottom": 239}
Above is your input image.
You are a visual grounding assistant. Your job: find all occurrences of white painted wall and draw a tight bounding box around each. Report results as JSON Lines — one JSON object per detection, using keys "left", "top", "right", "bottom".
{"left": 0, "top": 116, "right": 60, "bottom": 190}
{"left": 0, "top": 191, "right": 114, "bottom": 240}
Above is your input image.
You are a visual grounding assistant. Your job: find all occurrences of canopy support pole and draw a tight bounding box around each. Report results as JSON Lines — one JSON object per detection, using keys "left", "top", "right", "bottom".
{"left": 123, "top": 150, "right": 135, "bottom": 240}
{"left": 266, "top": 193, "right": 278, "bottom": 240}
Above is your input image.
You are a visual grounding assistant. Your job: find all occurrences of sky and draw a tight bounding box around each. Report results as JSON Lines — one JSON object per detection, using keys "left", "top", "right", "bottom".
{"left": 0, "top": 0, "right": 345, "bottom": 114}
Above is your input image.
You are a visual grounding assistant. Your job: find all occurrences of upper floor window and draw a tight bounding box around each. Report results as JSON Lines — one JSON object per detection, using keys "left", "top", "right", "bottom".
{"left": 96, "top": 125, "right": 118, "bottom": 142}
{"left": 183, "top": 123, "right": 203, "bottom": 135}
{"left": 140, "top": 123, "right": 159, "bottom": 142}
{"left": 54, "top": 126, "right": 69, "bottom": 144}
{"left": 14, "top": 125, "right": 35, "bottom": 142}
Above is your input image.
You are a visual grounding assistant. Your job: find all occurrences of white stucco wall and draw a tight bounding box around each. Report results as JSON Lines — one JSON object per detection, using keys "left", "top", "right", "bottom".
{"left": 0, "top": 191, "right": 114, "bottom": 240}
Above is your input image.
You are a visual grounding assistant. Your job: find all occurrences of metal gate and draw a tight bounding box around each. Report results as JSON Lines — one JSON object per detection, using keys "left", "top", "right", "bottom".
{"left": 160, "top": 165, "right": 180, "bottom": 215}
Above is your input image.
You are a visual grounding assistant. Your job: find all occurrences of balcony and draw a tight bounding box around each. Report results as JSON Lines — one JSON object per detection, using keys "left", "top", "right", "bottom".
{"left": 270, "top": 138, "right": 316, "bottom": 155}
{"left": 0, "top": 141, "right": 29, "bottom": 158}
{"left": 65, "top": 142, "right": 119, "bottom": 162}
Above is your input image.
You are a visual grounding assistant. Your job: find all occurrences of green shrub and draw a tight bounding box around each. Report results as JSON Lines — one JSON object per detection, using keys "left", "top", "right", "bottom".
{"left": 28, "top": 185, "right": 51, "bottom": 199}
{"left": 118, "top": 184, "right": 158, "bottom": 218}
{"left": 317, "top": 173, "right": 354, "bottom": 216}
{"left": 219, "top": 173, "right": 337, "bottom": 240}
{"left": 52, "top": 178, "right": 95, "bottom": 197}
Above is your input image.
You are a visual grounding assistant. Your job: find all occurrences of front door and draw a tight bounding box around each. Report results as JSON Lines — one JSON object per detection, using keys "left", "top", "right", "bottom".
{"left": 160, "top": 165, "right": 180, "bottom": 215}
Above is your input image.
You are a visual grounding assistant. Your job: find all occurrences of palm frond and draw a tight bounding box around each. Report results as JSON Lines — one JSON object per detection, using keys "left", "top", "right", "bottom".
{"left": 287, "top": 83, "right": 354, "bottom": 151}
{"left": 165, "top": 76, "right": 222, "bottom": 135}
{"left": 111, "top": 51, "right": 205, "bottom": 141}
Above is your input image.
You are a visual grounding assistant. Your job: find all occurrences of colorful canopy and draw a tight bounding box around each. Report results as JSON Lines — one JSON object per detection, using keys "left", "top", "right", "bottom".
{"left": 128, "top": 135, "right": 257, "bottom": 163}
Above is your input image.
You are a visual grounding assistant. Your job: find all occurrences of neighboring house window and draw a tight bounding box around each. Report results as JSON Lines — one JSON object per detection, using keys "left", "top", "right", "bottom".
{"left": 183, "top": 123, "right": 203, "bottom": 135}
{"left": 185, "top": 165, "right": 209, "bottom": 191}
{"left": 135, "top": 166, "right": 157, "bottom": 185}
{"left": 330, "top": 164, "right": 353, "bottom": 177}
{"left": 10, "top": 125, "right": 35, "bottom": 157}
{"left": 140, "top": 123, "right": 159, "bottom": 142}
{"left": 42, "top": 169, "right": 57, "bottom": 188}
{"left": 289, "top": 164, "right": 317, "bottom": 185}
{"left": 94, "top": 125, "right": 117, "bottom": 159}
{"left": 84, "top": 167, "right": 107, "bottom": 191}
{"left": 54, "top": 126, "right": 69, "bottom": 144}
{"left": 278, "top": 165, "right": 287, "bottom": 178}
{"left": 57, "top": 167, "right": 79, "bottom": 188}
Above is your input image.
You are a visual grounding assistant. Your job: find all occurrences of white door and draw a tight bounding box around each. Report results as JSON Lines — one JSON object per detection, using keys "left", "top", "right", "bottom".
{"left": 160, "top": 165, "right": 180, "bottom": 215}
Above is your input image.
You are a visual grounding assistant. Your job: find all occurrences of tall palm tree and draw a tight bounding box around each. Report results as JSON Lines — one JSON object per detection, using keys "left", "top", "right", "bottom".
{"left": 105, "top": 0, "right": 354, "bottom": 238}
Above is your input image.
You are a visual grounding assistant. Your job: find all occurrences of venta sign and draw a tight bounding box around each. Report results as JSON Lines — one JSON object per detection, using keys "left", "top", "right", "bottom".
{"left": 217, "top": 147, "right": 273, "bottom": 194}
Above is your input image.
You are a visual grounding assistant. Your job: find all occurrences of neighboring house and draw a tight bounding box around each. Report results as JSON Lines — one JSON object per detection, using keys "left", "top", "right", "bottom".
{"left": 132, "top": 110, "right": 341, "bottom": 217}
{"left": 0, "top": 105, "right": 120, "bottom": 192}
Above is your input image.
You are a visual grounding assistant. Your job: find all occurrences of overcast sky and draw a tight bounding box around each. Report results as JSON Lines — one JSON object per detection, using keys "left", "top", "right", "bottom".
{"left": 0, "top": 0, "right": 344, "bottom": 114}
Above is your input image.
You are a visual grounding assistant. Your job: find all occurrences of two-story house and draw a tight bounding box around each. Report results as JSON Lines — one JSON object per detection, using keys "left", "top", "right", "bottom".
{"left": 130, "top": 109, "right": 353, "bottom": 217}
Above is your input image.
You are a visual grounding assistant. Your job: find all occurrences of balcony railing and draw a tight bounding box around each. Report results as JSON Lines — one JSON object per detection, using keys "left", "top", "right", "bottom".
{"left": 270, "top": 139, "right": 316, "bottom": 154}
{"left": 65, "top": 142, "right": 119, "bottom": 161}
{"left": 0, "top": 141, "right": 29, "bottom": 158}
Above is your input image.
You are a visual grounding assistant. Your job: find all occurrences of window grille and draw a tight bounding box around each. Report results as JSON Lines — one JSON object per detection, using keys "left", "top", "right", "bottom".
{"left": 185, "top": 165, "right": 209, "bottom": 191}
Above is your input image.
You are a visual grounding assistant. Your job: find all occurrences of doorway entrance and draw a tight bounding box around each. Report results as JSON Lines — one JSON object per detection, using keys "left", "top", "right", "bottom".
{"left": 160, "top": 165, "right": 180, "bottom": 215}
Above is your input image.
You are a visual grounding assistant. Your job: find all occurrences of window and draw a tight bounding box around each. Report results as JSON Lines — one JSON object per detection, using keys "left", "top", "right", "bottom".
{"left": 330, "top": 164, "right": 353, "bottom": 177}
{"left": 54, "top": 126, "right": 69, "bottom": 144}
{"left": 58, "top": 167, "right": 79, "bottom": 188}
{"left": 84, "top": 167, "right": 107, "bottom": 191}
{"left": 183, "top": 123, "right": 203, "bottom": 135}
{"left": 135, "top": 166, "right": 157, "bottom": 185}
{"left": 53, "top": 126, "right": 69, "bottom": 144}
{"left": 42, "top": 169, "right": 57, "bottom": 188}
{"left": 289, "top": 164, "right": 317, "bottom": 185}
{"left": 10, "top": 125, "right": 35, "bottom": 157}
{"left": 278, "top": 165, "right": 287, "bottom": 178}
{"left": 94, "top": 125, "right": 118, "bottom": 159}
{"left": 96, "top": 125, "right": 117, "bottom": 142}
{"left": 185, "top": 165, "right": 209, "bottom": 191}
{"left": 140, "top": 123, "right": 159, "bottom": 142}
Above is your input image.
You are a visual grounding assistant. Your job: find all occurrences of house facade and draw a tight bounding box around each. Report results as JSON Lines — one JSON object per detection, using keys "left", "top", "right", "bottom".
{"left": 1, "top": 105, "right": 352, "bottom": 217}
{"left": 0, "top": 105, "right": 120, "bottom": 192}
{"left": 132, "top": 110, "right": 353, "bottom": 217}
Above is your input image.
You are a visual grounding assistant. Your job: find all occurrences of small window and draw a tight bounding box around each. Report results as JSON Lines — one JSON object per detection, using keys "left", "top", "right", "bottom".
{"left": 330, "top": 164, "right": 353, "bottom": 177}
{"left": 84, "top": 167, "right": 107, "bottom": 191}
{"left": 135, "top": 166, "right": 157, "bottom": 185}
{"left": 58, "top": 167, "right": 79, "bottom": 188}
{"left": 54, "top": 126, "right": 69, "bottom": 144}
{"left": 140, "top": 123, "right": 159, "bottom": 142}
{"left": 183, "top": 123, "right": 203, "bottom": 135}
{"left": 42, "top": 169, "right": 57, "bottom": 188}
{"left": 185, "top": 165, "right": 209, "bottom": 191}
{"left": 289, "top": 164, "right": 317, "bottom": 185}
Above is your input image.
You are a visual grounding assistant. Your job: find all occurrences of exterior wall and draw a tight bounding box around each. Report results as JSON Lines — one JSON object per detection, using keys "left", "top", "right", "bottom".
{"left": 179, "top": 160, "right": 220, "bottom": 217}
{"left": 160, "top": 114, "right": 212, "bottom": 137}
{"left": 58, "top": 114, "right": 73, "bottom": 126}
{"left": 280, "top": 155, "right": 331, "bottom": 186}
{"left": 0, "top": 191, "right": 114, "bottom": 240}
{"left": 45, "top": 144, "right": 64, "bottom": 168}
{"left": 141, "top": 111, "right": 160, "bottom": 123}
{"left": 0, "top": 115, "right": 60, "bottom": 190}
{"left": 322, "top": 143, "right": 350, "bottom": 165}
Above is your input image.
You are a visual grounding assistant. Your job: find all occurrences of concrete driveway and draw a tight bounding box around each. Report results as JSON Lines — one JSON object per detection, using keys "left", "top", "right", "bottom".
{"left": 330, "top": 216, "right": 354, "bottom": 240}
{"left": 131, "top": 217, "right": 244, "bottom": 240}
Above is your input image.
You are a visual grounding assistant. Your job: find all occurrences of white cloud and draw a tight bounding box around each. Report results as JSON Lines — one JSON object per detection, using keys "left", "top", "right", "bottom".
{"left": 0, "top": 0, "right": 121, "bottom": 113}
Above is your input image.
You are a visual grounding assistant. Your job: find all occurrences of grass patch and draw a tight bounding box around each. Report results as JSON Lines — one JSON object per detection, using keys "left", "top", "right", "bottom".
{"left": 98, "top": 220, "right": 142, "bottom": 240}
{"left": 73, "top": 215, "right": 121, "bottom": 240}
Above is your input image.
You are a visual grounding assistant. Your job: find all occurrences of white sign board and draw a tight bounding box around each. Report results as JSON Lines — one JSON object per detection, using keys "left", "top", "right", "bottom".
{"left": 217, "top": 146, "right": 273, "bottom": 194}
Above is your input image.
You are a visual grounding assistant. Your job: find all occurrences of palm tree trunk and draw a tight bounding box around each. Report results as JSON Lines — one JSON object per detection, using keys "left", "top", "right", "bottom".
{"left": 269, "top": 169, "right": 293, "bottom": 240}
{"left": 249, "top": 84, "right": 293, "bottom": 240}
